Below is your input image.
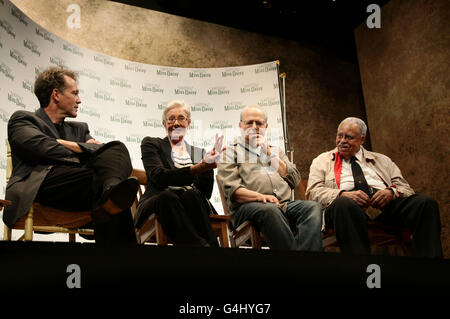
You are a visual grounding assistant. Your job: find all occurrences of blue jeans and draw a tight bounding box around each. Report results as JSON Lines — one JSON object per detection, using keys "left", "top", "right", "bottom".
{"left": 234, "top": 200, "right": 322, "bottom": 251}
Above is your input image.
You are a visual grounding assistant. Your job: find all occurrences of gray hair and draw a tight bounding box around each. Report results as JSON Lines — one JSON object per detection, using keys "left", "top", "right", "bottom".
{"left": 340, "top": 117, "right": 367, "bottom": 137}
{"left": 240, "top": 105, "right": 268, "bottom": 122}
{"left": 162, "top": 100, "right": 191, "bottom": 121}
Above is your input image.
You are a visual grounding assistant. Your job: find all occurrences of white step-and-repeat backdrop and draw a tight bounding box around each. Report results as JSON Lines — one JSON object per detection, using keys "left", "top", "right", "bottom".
{"left": 0, "top": 0, "right": 285, "bottom": 240}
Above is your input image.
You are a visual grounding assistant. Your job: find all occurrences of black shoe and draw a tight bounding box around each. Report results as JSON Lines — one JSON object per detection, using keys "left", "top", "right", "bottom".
{"left": 102, "top": 177, "right": 140, "bottom": 215}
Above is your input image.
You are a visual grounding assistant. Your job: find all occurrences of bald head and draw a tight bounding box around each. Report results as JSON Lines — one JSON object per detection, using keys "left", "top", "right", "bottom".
{"left": 240, "top": 105, "right": 268, "bottom": 122}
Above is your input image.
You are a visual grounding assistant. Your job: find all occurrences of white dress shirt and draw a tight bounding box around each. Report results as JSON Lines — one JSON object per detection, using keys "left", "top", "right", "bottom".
{"left": 339, "top": 149, "right": 387, "bottom": 192}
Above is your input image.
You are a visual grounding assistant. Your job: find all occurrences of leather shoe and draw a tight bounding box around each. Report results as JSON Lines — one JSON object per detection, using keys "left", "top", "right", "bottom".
{"left": 102, "top": 177, "right": 140, "bottom": 215}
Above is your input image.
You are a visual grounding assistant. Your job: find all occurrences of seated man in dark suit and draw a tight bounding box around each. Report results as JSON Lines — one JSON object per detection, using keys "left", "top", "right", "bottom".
{"left": 3, "top": 66, "right": 139, "bottom": 243}
{"left": 306, "top": 117, "right": 442, "bottom": 257}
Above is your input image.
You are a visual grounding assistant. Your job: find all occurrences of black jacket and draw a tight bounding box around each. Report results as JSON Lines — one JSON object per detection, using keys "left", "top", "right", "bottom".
{"left": 135, "top": 136, "right": 214, "bottom": 225}
{"left": 3, "top": 108, "right": 101, "bottom": 227}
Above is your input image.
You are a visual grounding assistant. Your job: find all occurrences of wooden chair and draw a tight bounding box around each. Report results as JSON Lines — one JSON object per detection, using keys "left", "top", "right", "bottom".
{"left": 133, "top": 169, "right": 230, "bottom": 247}
{"left": 3, "top": 142, "right": 94, "bottom": 242}
{"left": 315, "top": 181, "right": 413, "bottom": 256}
{"left": 322, "top": 221, "right": 412, "bottom": 256}
{"left": 215, "top": 175, "right": 308, "bottom": 249}
{"left": 215, "top": 176, "right": 262, "bottom": 248}
{"left": 0, "top": 199, "right": 12, "bottom": 212}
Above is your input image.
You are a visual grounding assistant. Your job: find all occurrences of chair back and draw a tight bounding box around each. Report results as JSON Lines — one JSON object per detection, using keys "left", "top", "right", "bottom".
{"left": 298, "top": 179, "right": 307, "bottom": 200}
{"left": 215, "top": 176, "right": 231, "bottom": 216}
{"left": 6, "top": 141, "right": 12, "bottom": 183}
{"left": 130, "top": 168, "right": 148, "bottom": 219}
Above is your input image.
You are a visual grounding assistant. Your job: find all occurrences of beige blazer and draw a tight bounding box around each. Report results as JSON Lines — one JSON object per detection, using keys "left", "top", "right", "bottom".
{"left": 306, "top": 146, "right": 415, "bottom": 210}
{"left": 217, "top": 139, "right": 300, "bottom": 216}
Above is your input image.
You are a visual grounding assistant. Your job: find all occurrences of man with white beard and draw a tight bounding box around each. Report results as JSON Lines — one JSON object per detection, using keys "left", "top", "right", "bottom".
{"left": 306, "top": 117, "right": 442, "bottom": 257}
{"left": 217, "top": 105, "right": 322, "bottom": 251}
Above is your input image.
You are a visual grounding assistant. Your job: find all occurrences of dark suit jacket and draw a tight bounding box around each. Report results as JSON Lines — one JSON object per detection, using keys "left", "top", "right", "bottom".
{"left": 3, "top": 107, "right": 101, "bottom": 227}
{"left": 135, "top": 136, "right": 214, "bottom": 225}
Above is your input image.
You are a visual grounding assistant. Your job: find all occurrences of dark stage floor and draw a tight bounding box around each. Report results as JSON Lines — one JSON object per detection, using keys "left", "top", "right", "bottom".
{"left": 1, "top": 241, "right": 449, "bottom": 310}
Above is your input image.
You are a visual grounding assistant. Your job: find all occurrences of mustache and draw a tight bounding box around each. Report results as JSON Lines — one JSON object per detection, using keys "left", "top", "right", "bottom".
{"left": 338, "top": 142, "right": 349, "bottom": 148}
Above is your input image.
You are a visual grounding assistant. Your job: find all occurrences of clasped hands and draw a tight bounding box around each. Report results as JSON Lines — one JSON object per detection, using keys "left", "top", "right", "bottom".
{"left": 340, "top": 188, "right": 394, "bottom": 209}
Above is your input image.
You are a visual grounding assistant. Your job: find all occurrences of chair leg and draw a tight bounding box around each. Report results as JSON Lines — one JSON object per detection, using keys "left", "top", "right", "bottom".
{"left": 218, "top": 223, "right": 229, "bottom": 248}
{"left": 24, "top": 207, "right": 34, "bottom": 241}
{"left": 229, "top": 231, "right": 237, "bottom": 248}
{"left": 250, "top": 226, "right": 262, "bottom": 249}
{"left": 155, "top": 218, "right": 168, "bottom": 245}
{"left": 3, "top": 224, "right": 12, "bottom": 241}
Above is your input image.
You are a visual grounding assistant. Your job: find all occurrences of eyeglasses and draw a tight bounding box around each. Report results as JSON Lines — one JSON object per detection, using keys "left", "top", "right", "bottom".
{"left": 166, "top": 116, "right": 188, "bottom": 124}
{"left": 241, "top": 120, "right": 266, "bottom": 127}
{"left": 336, "top": 133, "right": 356, "bottom": 141}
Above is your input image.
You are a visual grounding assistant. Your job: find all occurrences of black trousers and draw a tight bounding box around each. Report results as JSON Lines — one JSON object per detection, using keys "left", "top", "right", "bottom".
{"left": 325, "top": 194, "right": 443, "bottom": 257}
{"left": 35, "top": 141, "right": 137, "bottom": 244}
{"left": 137, "top": 188, "right": 219, "bottom": 247}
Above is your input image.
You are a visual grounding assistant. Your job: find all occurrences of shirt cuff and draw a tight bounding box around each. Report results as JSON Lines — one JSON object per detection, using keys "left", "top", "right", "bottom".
{"left": 387, "top": 186, "right": 398, "bottom": 198}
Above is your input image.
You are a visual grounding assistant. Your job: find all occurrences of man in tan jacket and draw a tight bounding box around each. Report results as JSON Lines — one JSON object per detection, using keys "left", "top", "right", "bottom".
{"left": 217, "top": 106, "right": 322, "bottom": 251}
{"left": 306, "top": 117, "right": 442, "bottom": 257}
